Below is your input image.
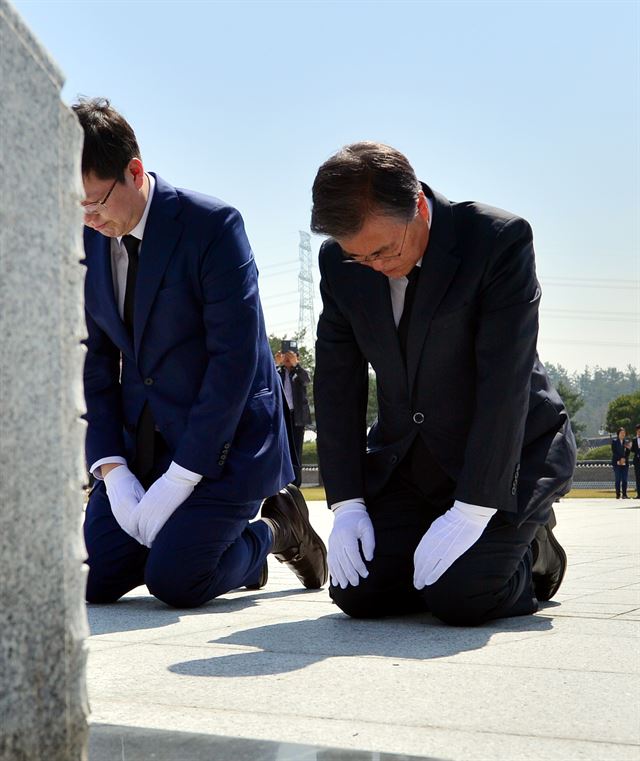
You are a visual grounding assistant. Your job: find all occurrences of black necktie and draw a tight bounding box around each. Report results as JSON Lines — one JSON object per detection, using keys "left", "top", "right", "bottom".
{"left": 122, "top": 235, "right": 139, "bottom": 336}
{"left": 121, "top": 234, "right": 155, "bottom": 482}
{"left": 397, "top": 266, "right": 421, "bottom": 360}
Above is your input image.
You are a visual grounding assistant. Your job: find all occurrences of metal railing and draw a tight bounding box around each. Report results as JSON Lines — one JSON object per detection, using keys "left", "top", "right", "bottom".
{"left": 302, "top": 461, "right": 636, "bottom": 490}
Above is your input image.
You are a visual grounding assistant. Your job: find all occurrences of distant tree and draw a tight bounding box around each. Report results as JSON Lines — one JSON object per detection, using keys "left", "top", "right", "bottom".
{"left": 367, "top": 370, "right": 378, "bottom": 427}
{"left": 545, "top": 363, "right": 572, "bottom": 389}
{"left": 556, "top": 380, "right": 586, "bottom": 446}
{"left": 605, "top": 390, "right": 640, "bottom": 434}
{"left": 577, "top": 444, "right": 611, "bottom": 461}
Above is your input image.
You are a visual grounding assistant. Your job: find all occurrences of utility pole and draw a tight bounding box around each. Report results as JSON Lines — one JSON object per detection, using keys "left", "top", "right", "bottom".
{"left": 297, "top": 231, "right": 315, "bottom": 345}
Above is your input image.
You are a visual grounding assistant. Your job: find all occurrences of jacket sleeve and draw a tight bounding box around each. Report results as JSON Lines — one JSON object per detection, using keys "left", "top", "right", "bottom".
{"left": 454, "top": 217, "right": 540, "bottom": 512}
{"left": 314, "top": 245, "right": 369, "bottom": 505}
{"left": 172, "top": 208, "right": 263, "bottom": 477}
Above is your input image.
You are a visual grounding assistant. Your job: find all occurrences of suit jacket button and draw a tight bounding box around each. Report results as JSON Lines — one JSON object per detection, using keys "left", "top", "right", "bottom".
{"left": 412, "top": 412, "right": 425, "bottom": 424}
{"left": 218, "top": 459, "right": 225, "bottom": 466}
{"left": 223, "top": 442, "right": 231, "bottom": 450}
{"left": 144, "top": 377, "right": 154, "bottom": 386}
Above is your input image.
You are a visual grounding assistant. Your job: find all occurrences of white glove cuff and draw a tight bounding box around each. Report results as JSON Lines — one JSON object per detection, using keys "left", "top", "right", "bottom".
{"left": 332, "top": 500, "right": 367, "bottom": 517}
{"left": 104, "top": 464, "right": 132, "bottom": 489}
{"left": 166, "top": 460, "right": 203, "bottom": 486}
{"left": 452, "top": 500, "right": 497, "bottom": 524}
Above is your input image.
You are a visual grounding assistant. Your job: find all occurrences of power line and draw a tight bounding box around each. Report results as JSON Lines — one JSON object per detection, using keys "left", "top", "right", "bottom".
{"left": 540, "top": 338, "right": 640, "bottom": 348}
{"left": 259, "top": 259, "right": 298, "bottom": 270}
{"left": 261, "top": 290, "right": 299, "bottom": 301}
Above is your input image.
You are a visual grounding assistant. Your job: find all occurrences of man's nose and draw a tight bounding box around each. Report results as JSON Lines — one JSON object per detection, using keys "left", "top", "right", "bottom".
{"left": 370, "top": 258, "right": 388, "bottom": 273}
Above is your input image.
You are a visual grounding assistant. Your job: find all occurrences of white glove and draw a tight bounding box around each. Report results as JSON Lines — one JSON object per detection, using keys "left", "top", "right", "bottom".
{"left": 328, "top": 501, "right": 376, "bottom": 589}
{"left": 413, "top": 501, "right": 497, "bottom": 589}
{"left": 104, "top": 465, "right": 146, "bottom": 542}
{"left": 136, "top": 461, "right": 202, "bottom": 547}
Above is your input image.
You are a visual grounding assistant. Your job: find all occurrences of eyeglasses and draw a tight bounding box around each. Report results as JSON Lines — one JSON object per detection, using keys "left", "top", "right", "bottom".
{"left": 81, "top": 178, "right": 118, "bottom": 215}
{"left": 342, "top": 220, "right": 409, "bottom": 265}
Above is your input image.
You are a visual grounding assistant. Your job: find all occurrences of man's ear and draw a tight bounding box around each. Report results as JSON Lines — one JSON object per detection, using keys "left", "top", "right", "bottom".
{"left": 127, "top": 158, "right": 145, "bottom": 190}
{"left": 417, "top": 191, "right": 429, "bottom": 223}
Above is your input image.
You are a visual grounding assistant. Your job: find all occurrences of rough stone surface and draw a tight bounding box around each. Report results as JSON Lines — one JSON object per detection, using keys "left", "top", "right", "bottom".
{"left": 0, "top": 1, "right": 88, "bottom": 758}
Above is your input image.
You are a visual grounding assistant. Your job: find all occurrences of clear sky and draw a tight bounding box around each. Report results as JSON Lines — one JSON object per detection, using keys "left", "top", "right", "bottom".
{"left": 13, "top": 0, "right": 640, "bottom": 373}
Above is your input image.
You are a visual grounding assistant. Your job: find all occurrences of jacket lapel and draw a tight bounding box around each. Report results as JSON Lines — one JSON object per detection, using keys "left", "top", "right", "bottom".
{"left": 134, "top": 174, "right": 183, "bottom": 358}
{"left": 84, "top": 228, "right": 133, "bottom": 358}
{"left": 406, "top": 188, "right": 460, "bottom": 391}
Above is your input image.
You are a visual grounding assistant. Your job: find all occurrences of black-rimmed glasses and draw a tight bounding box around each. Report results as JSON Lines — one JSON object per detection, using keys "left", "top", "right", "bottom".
{"left": 81, "top": 178, "right": 118, "bottom": 215}
{"left": 342, "top": 220, "right": 409, "bottom": 265}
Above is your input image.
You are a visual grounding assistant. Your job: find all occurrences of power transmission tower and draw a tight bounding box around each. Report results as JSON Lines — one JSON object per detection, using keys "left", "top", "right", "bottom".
{"left": 297, "top": 231, "right": 315, "bottom": 345}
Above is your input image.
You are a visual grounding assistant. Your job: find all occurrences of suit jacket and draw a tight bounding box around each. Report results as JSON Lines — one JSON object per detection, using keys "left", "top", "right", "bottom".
{"left": 631, "top": 437, "right": 640, "bottom": 466}
{"left": 83, "top": 173, "right": 293, "bottom": 501}
{"left": 314, "top": 184, "right": 576, "bottom": 520}
{"left": 611, "top": 439, "right": 631, "bottom": 466}
{"left": 277, "top": 365, "right": 312, "bottom": 427}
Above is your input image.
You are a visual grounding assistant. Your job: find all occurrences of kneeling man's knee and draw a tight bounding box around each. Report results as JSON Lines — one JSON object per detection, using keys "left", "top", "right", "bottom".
{"left": 330, "top": 583, "right": 380, "bottom": 619}
{"left": 422, "top": 577, "right": 492, "bottom": 627}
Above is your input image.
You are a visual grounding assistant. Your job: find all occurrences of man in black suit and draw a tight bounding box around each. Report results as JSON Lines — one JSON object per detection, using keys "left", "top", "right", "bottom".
{"left": 311, "top": 142, "right": 576, "bottom": 625}
{"left": 631, "top": 424, "right": 640, "bottom": 499}
{"left": 275, "top": 343, "right": 312, "bottom": 487}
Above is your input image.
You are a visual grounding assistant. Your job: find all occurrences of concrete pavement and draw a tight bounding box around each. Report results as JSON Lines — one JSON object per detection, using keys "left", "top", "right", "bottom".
{"left": 87, "top": 499, "right": 640, "bottom": 760}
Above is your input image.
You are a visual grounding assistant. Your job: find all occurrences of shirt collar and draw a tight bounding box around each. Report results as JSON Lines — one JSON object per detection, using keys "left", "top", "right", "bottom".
{"left": 118, "top": 173, "right": 156, "bottom": 243}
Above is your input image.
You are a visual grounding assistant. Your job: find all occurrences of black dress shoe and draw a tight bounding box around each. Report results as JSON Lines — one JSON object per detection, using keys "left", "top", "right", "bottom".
{"left": 261, "top": 484, "right": 328, "bottom": 589}
{"left": 531, "top": 509, "right": 567, "bottom": 601}
{"left": 245, "top": 561, "right": 268, "bottom": 590}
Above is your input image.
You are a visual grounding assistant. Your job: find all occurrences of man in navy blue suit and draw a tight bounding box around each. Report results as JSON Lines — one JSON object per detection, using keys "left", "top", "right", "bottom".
{"left": 74, "top": 98, "right": 327, "bottom": 608}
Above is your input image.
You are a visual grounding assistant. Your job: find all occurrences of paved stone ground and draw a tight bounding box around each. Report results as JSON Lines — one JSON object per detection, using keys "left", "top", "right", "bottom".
{"left": 87, "top": 499, "right": 640, "bottom": 760}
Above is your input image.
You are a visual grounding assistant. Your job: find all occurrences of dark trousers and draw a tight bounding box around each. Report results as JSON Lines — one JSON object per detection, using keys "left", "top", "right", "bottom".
{"left": 84, "top": 448, "right": 271, "bottom": 608}
{"left": 291, "top": 425, "right": 305, "bottom": 487}
{"left": 330, "top": 438, "right": 546, "bottom": 626}
{"left": 613, "top": 464, "right": 629, "bottom": 497}
{"left": 635, "top": 463, "right": 640, "bottom": 497}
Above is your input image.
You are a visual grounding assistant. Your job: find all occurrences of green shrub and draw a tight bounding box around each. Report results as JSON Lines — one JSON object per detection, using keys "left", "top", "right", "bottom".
{"left": 578, "top": 444, "right": 611, "bottom": 460}
{"left": 301, "top": 439, "right": 318, "bottom": 464}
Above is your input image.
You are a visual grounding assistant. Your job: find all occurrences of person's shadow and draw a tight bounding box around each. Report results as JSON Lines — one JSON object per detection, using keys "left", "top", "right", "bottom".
{"left": 86, "top": 586, "right": 307, "bottom": 636}
{"left": 168, "top": 611, "right": 554, "bottom": 678}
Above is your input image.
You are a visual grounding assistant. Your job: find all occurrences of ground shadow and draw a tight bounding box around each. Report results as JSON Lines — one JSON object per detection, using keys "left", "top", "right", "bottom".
{"left": 87, "top": 586, "right": 307, "bottom": 636}
{"left": 90, "top": 723, "right": 439, "bottom": 761}
{"left": 168, "top": 611, "right": 553, "bottom": 678}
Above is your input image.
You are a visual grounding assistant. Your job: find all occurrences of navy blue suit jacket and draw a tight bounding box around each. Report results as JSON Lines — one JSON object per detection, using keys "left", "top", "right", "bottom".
{"left": 83, "top": 174, "right": 293, "bottom": 501}
{"left": 611, "top": 438, "right": 631, "bottom": 467}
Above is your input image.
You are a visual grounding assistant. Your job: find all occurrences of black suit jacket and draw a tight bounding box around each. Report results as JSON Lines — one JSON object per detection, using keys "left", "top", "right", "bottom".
{"left": 631, "top": 437, "right": 640, "bottom": 466}
{"left": 314, "top": 185, "right": 575, "bottom": 519}
{"left": 277, "top": 365, "right": 312, "bottom": 428}
{"left": 611, "top": 438, "right": 631, "bottom": 466}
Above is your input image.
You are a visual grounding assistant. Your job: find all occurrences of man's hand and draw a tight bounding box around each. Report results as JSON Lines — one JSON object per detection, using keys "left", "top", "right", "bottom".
{"left": 274, "top": 351, "right": 284, "bottom": 366}
{"left": 136, "top": 461, "right": 202, "bottom": 547}
{"left": 285, "top": 351, "right": 299, "bottom": 367}
{"left": 413, "top": 501, "right": 496, "bottom": 589}
{"left": 328, "top": 502, "right": 375, "bottom": 589}
{"left": 104, "top": 465, "right": 146, "bottom": 541}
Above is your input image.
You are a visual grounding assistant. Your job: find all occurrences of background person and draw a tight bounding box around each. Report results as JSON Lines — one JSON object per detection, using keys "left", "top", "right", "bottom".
{"left": 631, "top": 424, "right": 640, "bottom": 499}
{"left": 611, "top": 427, "right": 631, "bottom": 499}
{"left": 275, "top": 341, "right": 312, "bottom": 487}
